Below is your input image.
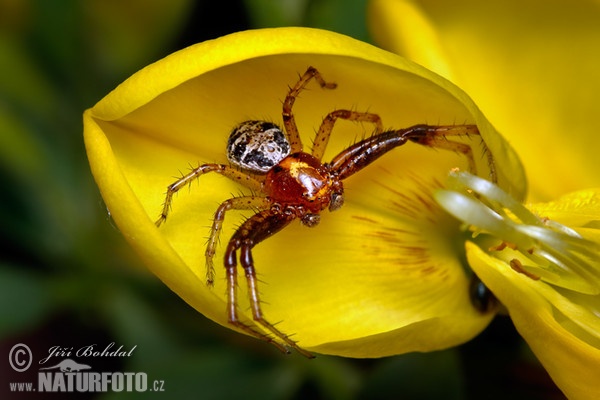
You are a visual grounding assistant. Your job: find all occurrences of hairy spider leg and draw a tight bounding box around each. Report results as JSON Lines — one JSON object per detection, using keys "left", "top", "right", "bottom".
{"left": 312, "top": 109, "right": 384, "bottom": 161}
{"left": 224, "top": 208, "right": 315, "bottom": 358}
{"left": 205, "top": 196, "right": 271, "bottom": 285}
{"left": 282, "top": 66, "right": 337, "bottom": 153}
{"left": 407, "top": 125, "right": 497, "bottom": 183}
{"left": 155, "top": 164, "right": 265, "bottom": 284}
{"left": 155, "top": 163, "right": 263, "bottom": 227}
{"left": 327, "top": 124, "right": 497, "bottom": 183}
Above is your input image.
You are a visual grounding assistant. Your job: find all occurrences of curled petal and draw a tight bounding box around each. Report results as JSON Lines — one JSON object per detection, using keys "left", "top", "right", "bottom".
{"left": 84, "top": 28, "right": 524, "bottom": 356}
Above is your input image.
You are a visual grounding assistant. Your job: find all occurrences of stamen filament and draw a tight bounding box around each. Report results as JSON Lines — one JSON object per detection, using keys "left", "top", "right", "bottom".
{"left": 435, "top": 170, "right": 600, "bottom": 295}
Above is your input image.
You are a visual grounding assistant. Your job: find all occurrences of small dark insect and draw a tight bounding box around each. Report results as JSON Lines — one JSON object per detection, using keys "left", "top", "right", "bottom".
{"left": 469, "top": 274, "right": 497, "bottom": 313}
{"left": 156, "top": 67, "right": 497, "bottom": 357}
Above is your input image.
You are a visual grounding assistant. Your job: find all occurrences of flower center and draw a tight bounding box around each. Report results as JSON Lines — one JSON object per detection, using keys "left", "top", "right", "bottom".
{"left": 434, "top": 170, "right": 600, "bottom": 295}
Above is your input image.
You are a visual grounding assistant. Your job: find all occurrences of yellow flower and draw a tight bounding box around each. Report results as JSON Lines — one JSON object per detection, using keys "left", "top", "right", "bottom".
{"left": 368, "top": 0, "right": 600, "bottom": 202}
{"left": 436, "top": 171, "right": 600, "bottom": 399}
{"left": 368, "top": 1, "right": 600, "bottom": 397}
{"left": 83, "top": 27, "right": 525, "bottom": 357}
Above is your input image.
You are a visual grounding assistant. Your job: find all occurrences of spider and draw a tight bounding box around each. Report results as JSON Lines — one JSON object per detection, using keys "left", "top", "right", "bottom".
{"left": 155, "top": 66, "right": 497, "bottom": 358}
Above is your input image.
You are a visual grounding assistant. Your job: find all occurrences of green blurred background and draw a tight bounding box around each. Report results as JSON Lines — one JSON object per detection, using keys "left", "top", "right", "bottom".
{"left": 0, "top": 1, "right": 564, "bottom": 399}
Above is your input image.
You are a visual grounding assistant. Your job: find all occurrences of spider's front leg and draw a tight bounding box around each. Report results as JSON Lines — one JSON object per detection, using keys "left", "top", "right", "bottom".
{"left": 223, "top": 206, "right": 314, "bottom": 358}
{"left": 329, "top": 124, "right": 497, "bottom": 183}
{"left": 407, "top": 125, "right": 496, "bottom": 181}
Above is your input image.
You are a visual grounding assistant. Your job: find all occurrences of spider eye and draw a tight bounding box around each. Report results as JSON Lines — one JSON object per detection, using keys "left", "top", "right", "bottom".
{"left": 301, "top": 213, "right": 320, "bottom": 227}
{"left": 329, "top": 192, "right": 344, "bottom": 212}
{"left": 227, "top": 120, "right": 290, "bottom": 173}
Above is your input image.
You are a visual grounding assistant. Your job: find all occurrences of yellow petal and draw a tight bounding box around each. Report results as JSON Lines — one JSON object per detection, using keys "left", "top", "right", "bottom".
{"left": 367, "top": 0, "right": 455, "bottom": 81}
{"left": 434, "top": 171, "right": 600, "bottom": 397}
{"left": 84, "top": 27, "right": 524, "bottom": 356}
{"left": 529, "top": 188, "right": 600, "bottom": 228}
{"left": 467, "top": 242, "right": 600, "bottom": 400}
{"left": 368, "top": 0, "right": 600, "bottom": 201}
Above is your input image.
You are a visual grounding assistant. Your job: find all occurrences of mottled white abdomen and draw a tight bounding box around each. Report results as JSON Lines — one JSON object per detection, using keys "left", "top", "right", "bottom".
{"left": 226, "top": 120, "right": 290, "bottom": 172}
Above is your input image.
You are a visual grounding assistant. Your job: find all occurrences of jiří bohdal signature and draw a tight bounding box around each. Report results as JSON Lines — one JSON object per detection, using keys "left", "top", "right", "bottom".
{"left": 38, "top": 342, "right": 137, "bottom": 365}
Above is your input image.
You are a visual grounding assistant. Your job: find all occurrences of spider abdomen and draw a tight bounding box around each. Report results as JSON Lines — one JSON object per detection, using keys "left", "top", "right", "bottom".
{"left": 227, "top": 120, "right": 290, "bottom": 172}
{"left": 264, "top": 152, "right": 341, "bottom": 214}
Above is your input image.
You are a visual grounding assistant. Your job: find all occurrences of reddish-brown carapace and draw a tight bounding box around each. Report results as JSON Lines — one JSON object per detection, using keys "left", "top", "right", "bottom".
{"left": 156, "top": 66, "right": 496, "bottom": 357}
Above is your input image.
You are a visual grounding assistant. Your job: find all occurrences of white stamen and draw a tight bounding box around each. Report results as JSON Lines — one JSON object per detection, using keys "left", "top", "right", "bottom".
{"left": 435, "top": 170, "right": 600, "bottom": 295}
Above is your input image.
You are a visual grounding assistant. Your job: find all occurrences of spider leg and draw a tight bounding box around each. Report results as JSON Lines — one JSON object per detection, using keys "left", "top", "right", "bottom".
{"left": 155, "top": 163, "right": 263, "bottom": 227}
{"left": 283, "top": 66, "right": 337, "bottom": 153}
{"left": 224, "top": 208, "right": 314, "bottom": 358}
{"left": 329, "top": 124, "right": 497, "bottom": 183}
{"left": 407, "top": 125, "right": 496, "bottom": 182}
{"left": 312, "top": 109, "right": 384, "bottom": 161}
{"left": 205, "top": 196, "right": 271, "bottom": 286}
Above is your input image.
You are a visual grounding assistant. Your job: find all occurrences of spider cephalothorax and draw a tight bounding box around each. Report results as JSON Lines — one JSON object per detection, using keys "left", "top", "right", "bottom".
{"left": 156, "top": 66, "right": 496, "bottom": 357}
